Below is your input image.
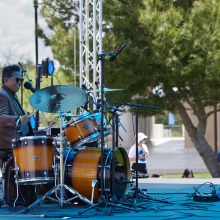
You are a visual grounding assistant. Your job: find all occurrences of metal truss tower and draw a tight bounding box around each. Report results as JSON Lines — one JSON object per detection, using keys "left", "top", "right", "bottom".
{"left": 79, "top": 0, "right": 102, "bottom": 98}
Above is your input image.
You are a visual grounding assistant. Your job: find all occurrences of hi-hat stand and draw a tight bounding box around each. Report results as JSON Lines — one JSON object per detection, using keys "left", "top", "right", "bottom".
{"left": 24, "top": 113, "right": 93, "bottom": 213}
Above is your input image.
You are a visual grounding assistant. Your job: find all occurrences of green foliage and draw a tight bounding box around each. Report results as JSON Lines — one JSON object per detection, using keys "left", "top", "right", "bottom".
{"left": 37, "top": 0, "right": 220, "bottom": 119}
{"left": 102, "top": 0, "right": 220, "bottom": 118}
{"left": 37, "top": 0, "right": 220, "bottom": 113}
{"left": 39, "top": 0, "right": 79, "bottom": 86}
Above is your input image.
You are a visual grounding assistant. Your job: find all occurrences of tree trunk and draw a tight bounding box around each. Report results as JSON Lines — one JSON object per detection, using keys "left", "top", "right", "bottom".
{"left": 176, "top": 102, "right": 220, "bottom": 177}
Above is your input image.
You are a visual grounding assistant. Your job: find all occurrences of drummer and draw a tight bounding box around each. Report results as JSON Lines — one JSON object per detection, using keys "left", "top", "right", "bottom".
{"left": 0, "top": 65, "right": 34, "bottom": 155}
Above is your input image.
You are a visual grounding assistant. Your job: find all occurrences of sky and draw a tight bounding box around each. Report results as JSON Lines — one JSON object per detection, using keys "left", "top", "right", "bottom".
{"left": 0, "top": 0, "right": 52, "bottom": 66}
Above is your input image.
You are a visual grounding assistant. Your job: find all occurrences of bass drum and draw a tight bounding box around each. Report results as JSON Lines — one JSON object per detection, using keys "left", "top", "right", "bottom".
{"left": 65, "top": 147, "right": 130, "bottom": 203}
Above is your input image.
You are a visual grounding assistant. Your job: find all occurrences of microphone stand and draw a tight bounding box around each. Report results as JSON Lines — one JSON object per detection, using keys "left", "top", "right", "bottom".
{"left": 18, "top": 62, "right": 33, "bottom": 107}
{"left": 78, "top": 52, "right": 107, "bottom": 215}
{"left": 106, "top": 101, "right": 160, "bottom": 205}
{"left": 107, "top": 107, "right": 137, "bottom": 212}
{"left": 34, "top": 64, "right": 42, "bottom": 131}
{"left": 79, "top": 51, "right": 137, "bottom": 215}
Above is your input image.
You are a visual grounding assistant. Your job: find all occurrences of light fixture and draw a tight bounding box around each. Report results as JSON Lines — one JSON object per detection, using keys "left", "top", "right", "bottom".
{"left": 41, "top": 58, "right": 55, "bottom": 77}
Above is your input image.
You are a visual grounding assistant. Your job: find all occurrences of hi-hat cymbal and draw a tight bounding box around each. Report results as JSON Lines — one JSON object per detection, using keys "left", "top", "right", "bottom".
{"left": 30, "top": 85, "right": 87, "bottom": 113}
{"left": 95, "top": 88, "right": 125, "bottom": 92}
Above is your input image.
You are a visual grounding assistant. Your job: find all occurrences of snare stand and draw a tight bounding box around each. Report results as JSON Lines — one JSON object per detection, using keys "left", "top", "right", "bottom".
{"left": 24, "top": 112, "right": 93, "bottom": 212}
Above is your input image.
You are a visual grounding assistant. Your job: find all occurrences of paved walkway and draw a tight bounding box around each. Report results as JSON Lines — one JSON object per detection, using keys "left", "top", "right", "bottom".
{"left": 147, "top": 137, "right": 209, "bottom": 175}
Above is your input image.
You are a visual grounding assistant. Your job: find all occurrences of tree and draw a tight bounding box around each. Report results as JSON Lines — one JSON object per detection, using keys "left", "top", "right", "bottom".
{"left": 38, "top": 0, "right": 220, "bottom": 177}
{"left": 38, "top": 0, "right": 79, "bottom": 85}
{"left": 102, "top": 0, "right": 220, "bottom": 177}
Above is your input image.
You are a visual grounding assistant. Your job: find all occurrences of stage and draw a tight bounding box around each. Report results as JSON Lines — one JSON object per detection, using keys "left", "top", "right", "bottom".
{"left": 0, "top": 178, "right": 220, "bottom": 219}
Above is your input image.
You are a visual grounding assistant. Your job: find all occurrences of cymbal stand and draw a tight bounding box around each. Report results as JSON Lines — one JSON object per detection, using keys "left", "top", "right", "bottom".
{"left": 24, "top": 112, "right": 93, "bottom": 213}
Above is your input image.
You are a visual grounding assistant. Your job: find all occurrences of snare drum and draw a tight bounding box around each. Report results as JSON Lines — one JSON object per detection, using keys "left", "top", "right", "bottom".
{"left": 64, "top": 147, "right": 130, "bottom": 202}
{"left": 65, "top": 111, "right": 110, "bottom": 147}
{"left": 12, "top": 136, "right": 55, "bottom": 185}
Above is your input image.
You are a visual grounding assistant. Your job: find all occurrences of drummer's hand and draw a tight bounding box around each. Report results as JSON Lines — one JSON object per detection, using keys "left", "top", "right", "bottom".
{"left": 20, "top": 115, "right": 32, "bottom": 124}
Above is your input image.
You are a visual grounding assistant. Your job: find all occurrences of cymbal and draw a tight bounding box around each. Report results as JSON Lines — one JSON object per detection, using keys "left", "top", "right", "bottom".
{"left": 30, "top": 85, "right": 87, "bottom": 113}
{"left": 53, "top": 113, "right": 78, "bottom": 117}
{"left": 95, "top": 88, "right": 125, "bottom": 92}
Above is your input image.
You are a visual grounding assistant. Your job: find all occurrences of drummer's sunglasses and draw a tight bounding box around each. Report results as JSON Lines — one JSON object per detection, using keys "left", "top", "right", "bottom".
{"left": 9, "top": 77, "right": 24, "bottom": 83}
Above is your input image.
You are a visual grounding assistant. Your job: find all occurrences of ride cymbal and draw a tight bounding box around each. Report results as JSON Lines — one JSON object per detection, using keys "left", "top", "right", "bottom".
{"left": 30, "top": 85, "right": 87, "bottom": 113}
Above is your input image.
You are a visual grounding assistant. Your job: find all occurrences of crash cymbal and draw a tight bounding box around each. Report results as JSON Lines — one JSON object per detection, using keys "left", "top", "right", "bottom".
{"left": 96, "top": 88, "right": 125, "bottom": 92}
{"left": 30, "top": 85, "right": 87, "bottom": 113}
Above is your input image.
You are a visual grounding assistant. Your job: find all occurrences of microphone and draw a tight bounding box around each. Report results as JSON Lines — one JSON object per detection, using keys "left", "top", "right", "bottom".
{"left": 24, "top": 82, "right": 36, "bottom": 93}
{"left": 109, "top": 42, "right": 127, "bottom": 62}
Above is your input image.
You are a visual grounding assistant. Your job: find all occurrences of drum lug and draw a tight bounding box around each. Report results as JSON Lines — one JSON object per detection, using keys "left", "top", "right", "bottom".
{"left": 26, "top": 172, "right": 30, "bottom": 178}
{"left": 13, "top": 164, "right": 19, "bottom": 172}
{"left": 12, "top": 164, "right": 20, "bottom": 179}
{"left": 33, "top": 155, "right": 39, "bottom": 161}
{"left": 43, "top": 171, "right": 48, "bottom": 177}
{"left": 98, "top": 165, "right": 111, "bottom": 170}
{"left": 12, "top": 140, "right": 16, "bottom": 148}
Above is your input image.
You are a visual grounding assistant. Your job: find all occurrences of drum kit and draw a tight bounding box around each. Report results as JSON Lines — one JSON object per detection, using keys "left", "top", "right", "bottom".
{"left": 4, "top": 84, "right": 131, "bottom": 209}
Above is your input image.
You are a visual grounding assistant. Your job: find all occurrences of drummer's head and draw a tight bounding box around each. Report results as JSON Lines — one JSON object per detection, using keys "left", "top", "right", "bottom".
{"left": 2, "top": 65, "right": 23, "bottom": 93}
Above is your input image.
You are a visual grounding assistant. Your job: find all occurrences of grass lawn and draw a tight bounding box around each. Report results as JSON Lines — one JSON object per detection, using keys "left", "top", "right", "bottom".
{"left": 163, "top": 172, "right": 212, "bottom": 178}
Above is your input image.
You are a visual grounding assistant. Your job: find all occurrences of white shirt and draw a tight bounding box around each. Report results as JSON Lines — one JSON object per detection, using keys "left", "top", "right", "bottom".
{"left": 128, "top": 144, "right": 149, "bottom": 165}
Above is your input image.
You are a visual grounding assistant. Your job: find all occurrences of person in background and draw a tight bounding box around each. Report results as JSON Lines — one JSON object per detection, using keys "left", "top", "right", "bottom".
{"left": 0, "top": 65, "right": 33, "bottom": 154}
{"left": 128, "top": 132, "right": 150, "bottom": 174}
{"left": 182, "top": 169, "right": 194, "bottom": 178}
